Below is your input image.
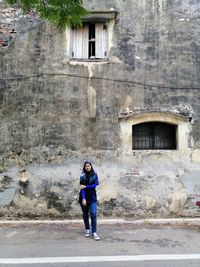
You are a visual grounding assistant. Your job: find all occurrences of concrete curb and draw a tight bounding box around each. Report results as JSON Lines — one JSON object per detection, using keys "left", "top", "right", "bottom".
{"left": 0, "top": 218, "right": 200, "bottom": 226}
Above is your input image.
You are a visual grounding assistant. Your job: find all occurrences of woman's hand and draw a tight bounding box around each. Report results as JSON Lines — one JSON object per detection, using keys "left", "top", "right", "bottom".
{"left": 82, "top": 199, "right": 87, "bottom": 206}
{"left": 80, "top": 185, "right": 86, "bottom": 189}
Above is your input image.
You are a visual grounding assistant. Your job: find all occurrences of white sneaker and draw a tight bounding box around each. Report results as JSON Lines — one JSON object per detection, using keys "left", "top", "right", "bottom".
{"left": 93, "top": 232, "right": 100, "bottom": 241}
{"left": 85, "top": 229, "right": 90, "bottom": 237}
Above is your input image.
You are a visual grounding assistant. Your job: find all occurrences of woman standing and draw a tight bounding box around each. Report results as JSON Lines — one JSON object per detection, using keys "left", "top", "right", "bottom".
{"left": 79, "top": 161, "right": 100, "bottom": 240}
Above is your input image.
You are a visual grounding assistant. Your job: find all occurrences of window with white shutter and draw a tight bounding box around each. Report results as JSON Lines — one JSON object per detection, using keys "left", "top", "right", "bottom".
{"left": 70, "top": 21, "right": 108, "bottom": 60}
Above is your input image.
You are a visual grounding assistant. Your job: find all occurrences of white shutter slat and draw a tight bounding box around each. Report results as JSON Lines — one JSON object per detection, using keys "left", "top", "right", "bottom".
{"left": 96, "top": 23, "right": 108, "bottom": 59}
{"left": 95, "top": 23, "right": 103, "bottom": 58}
{"left": 71, "top": 25, "right": 88, "bottom": 59}
{"left": 71, "top": 28, "right": 76, "bottom": 58}
{"left": 82, "top": 25, "right": 89, "bottom": 59}
{"left": 76, "top": 27, "right": 83, "bottom": 58}
{"left": 102, "top": 23, "right": 108, "bottom": 58}
{"left": 72, "top": 28, "right": 79, "bottom": 58}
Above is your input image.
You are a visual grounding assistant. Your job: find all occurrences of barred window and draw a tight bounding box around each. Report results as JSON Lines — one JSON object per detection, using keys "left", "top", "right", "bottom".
{"left": 132, "top": 122, "right": 177, "bottom": 150}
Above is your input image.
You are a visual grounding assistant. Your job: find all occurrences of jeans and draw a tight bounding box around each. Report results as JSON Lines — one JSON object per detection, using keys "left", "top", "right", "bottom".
{"left": 81, "top": 202, "right": 97, "bottom": 233}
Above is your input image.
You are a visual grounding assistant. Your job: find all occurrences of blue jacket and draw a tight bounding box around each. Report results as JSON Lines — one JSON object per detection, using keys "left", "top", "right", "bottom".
{"left": 79, "top": 172, "right": 99, "bottom": 204}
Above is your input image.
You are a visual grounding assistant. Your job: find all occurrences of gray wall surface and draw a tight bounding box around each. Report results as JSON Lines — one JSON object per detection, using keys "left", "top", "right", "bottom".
{"left": 0, "top": 0, "right": 200, "bottom": 219}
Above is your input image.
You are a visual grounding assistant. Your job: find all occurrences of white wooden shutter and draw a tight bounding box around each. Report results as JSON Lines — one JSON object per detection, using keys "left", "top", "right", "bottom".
{"left": 103, "top": 23, "right": 108, "bottom": 58}
{"left": 71, "top": 25, "right": 88, "bottom": 59}
{"left": 95, "top": 23, "right": 108, "bottom": 59}
{"left": 82, "top": 25, "right": 89, "bottom": 59}
{"left": 71, "top": 27, "right": 81, "bottom": 58}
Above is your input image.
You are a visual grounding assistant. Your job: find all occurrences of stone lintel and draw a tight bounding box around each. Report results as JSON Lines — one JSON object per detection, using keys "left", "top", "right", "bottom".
{"left": 82, "top": 11, "right": 117, "bottom": 21}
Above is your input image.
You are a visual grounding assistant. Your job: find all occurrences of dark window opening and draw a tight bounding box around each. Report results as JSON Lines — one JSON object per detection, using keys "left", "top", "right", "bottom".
{"left": 89, "top": 41, "right": 95, "bottom": 57}
{"left": 89, "top": 22, "right": 95, "bottom": 39}
{"left": 89, "top": 22, "right": 96, "bottom": 58}
{"left": 132, "top": 122, "right": 177, "bottom": 150}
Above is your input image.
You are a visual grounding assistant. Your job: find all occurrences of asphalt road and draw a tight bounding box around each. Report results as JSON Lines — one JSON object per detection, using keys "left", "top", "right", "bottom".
{"left": 0, "top": 222, "right": 200, "bottom": 266}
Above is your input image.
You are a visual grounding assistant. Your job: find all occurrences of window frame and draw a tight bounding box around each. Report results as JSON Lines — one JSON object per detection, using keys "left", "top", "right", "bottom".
{"left": 132, "top": 122, "right": 177, "bottom": 150}
{"left": 69, "top": 10, "right": 118, "bottom": 61}
{"left": 70, "top": 21, "right": 109, "bottom": 61}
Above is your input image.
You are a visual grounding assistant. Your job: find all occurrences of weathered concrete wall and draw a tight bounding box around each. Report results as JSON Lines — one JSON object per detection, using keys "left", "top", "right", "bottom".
{"left": 0, "top": 0, "right": 200, "bottom": 219}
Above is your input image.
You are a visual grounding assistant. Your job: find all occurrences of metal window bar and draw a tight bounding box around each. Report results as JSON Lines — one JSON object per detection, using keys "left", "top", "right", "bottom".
{"left": 132, "top": 122, "right": 176, "bottom": 150}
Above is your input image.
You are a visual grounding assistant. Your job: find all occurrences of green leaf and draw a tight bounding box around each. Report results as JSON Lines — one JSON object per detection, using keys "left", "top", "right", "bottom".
{"left": 5, "top": 0, "right": 88, "bottom": 30}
